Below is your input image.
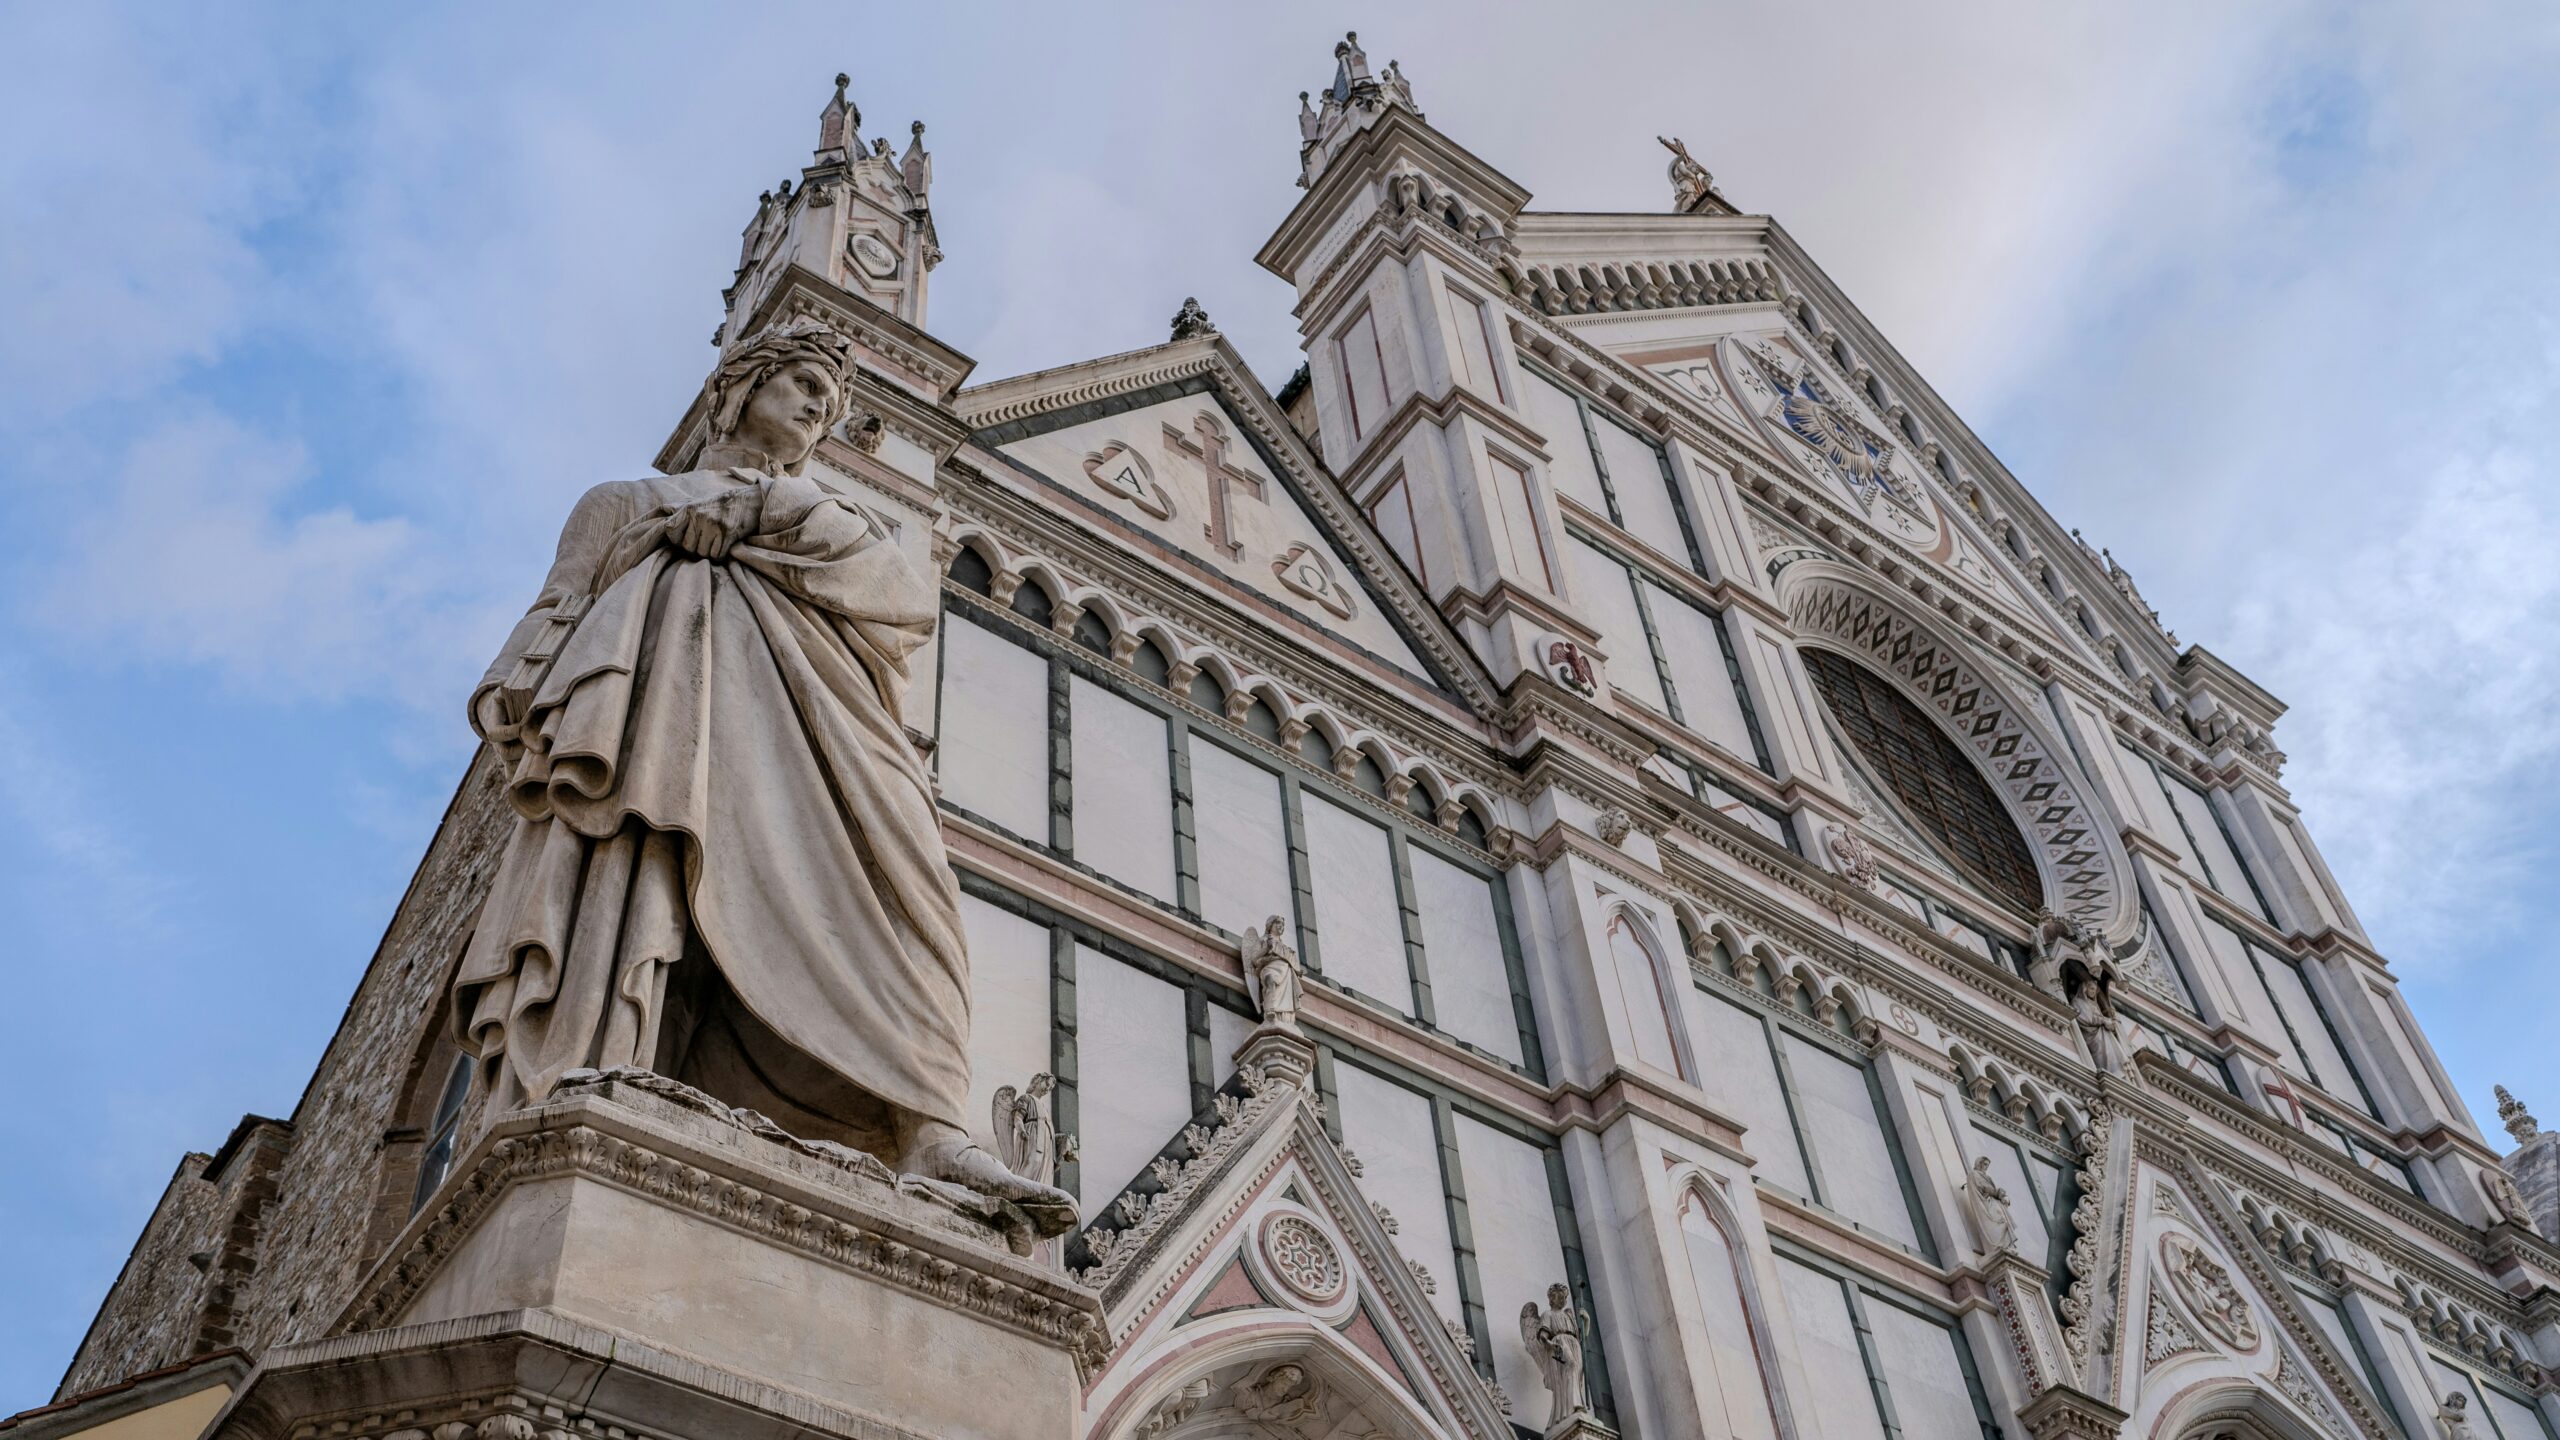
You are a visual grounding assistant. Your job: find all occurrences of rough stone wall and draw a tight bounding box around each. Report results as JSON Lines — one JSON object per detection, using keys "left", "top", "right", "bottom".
{"left": 2510, "top": 1135, "right": 2560, "bottom": 1239}
{"left": 227, "top": 751, "right": 514, "bottom": 1352}
{"left": 54, "top": 1158, "right": 222, "bottom": 1398}
{"left": 58, "top": 750, "right": 514, "bottom": 1395}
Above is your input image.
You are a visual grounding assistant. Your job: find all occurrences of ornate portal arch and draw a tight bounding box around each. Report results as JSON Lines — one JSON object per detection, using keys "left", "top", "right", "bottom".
{"left": 1091, "top": 1317, "right": 1455, "bottom": 1440}
{"left": 1777, "top": 563, "right": 2138, "bottom": 937}
{"left": 2151, "top": 1378, "right": 2337, "bottom": 1440}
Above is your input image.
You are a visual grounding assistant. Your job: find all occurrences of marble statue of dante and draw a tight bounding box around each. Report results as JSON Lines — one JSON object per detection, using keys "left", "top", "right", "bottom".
{"left": 451, "top": 315, "right": 1073, "bottom": 1231}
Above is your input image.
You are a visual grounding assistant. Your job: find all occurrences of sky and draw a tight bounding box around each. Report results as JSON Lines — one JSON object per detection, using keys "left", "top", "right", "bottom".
{"left": 4, "top": 0, "right": 2557, "bottom": 1404}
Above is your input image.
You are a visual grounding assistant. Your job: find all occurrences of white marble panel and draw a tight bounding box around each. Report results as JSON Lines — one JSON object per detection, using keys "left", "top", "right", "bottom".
{"left": 1454, "top": 1115, "right": 1570, "bottom": 1410}
{"left": 1332, "top": 1062, "right": 1460, "bottom": 1323}
{"left": 1776, "top": 1258, "right": 1887, "bottom": 1440}
{"left": 1686, "top": 989, "right": 1812, "bottom": 1196}
{"left": 938, "top": 617, "right": 1049, "bottom": 838}
{"left": 1191, "top": 740, "right": 1293, "bottom": 938}
{"left": 1073, "top": 946, "right": 1191, "bottom": 1209}
{"left": 960, "top": 895, "right": 1053, "bottom": 1155}
{"left": 1069, "top": 677, "right": 1175, "bottom": 902}
{"left": 1781, "top": 1035, "right": 1921, "bottom": 1249}
{"left": 1303, "top": 794, "right": 1411, "bottom": 1011}
{"left": 1865, "top": 1299, "right": 1981, "bottom": 1440}
{"left": 1411, "top": 847, "right": 1521, "bottom": 1063}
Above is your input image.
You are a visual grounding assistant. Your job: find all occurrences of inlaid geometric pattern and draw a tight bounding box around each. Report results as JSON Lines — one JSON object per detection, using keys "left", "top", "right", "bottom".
{"left": 1794, "top": 582, "right": 2120, "bottom": 923}
{"left": 1806, "top": 647, "right": 2044, "bottom": 914}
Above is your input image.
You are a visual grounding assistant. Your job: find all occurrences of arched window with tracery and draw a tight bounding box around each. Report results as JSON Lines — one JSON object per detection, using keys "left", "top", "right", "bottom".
{"left": 1801, "top": 647, "right": 2042, "bottom": 913}
{"left": 1678, "top": 1186, "right": 1780, "bottom": 1440}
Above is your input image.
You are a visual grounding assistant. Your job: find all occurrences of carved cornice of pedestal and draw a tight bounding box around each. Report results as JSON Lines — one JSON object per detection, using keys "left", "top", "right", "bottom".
{"left": 1542, "top": 1412, "right": 1620, "bottom": 1440}
{"left": 2016, "top": 1384, "right": 2129, "bottom": 1440}
{"left": 336, "top": 1079, "right": 1108, "bottom": 1377}
{"left": 211, "top": 1308, "right": 945, "bottom": 1440}
{"left": 1959, "top": 1248, "right": 2073, "bottom": 1398}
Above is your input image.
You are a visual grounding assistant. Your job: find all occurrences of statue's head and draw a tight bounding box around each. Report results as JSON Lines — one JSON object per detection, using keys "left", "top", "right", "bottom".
{"left": 1027, "top": 1072, "right": 1055, "bottom": 1097}
{"left": 704, "top": 316, "right": 857, "bottom": 473}
{"left": 1547, "top": 1282, "right": 1571, "bottom": 1309}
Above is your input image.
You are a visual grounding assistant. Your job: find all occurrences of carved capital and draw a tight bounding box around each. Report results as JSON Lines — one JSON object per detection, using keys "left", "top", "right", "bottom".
{"left": 2018, "top": 1385, "right": 2128, "bottom": 1440}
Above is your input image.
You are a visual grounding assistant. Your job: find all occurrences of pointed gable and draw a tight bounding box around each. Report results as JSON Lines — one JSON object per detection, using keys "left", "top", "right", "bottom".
{"left": 2114, "top": 1158, "right": 2399, "bottom": 1440}
{"left": 959, "top": 338, "right": 1493, "bottom": 711}
{"left": 1071, "top": 1057, "right": 1517, "bottom": 1440}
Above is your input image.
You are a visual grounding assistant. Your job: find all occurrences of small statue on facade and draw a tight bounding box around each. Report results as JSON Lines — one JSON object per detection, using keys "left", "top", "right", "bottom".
{"left": 1242, "top": 915, "right": 1304, "bottom": 1033}
{"left": 2437, "top": 1391, "right": 2478, "bottom": 1440}
{"left": 991, "top": 1072, "right": 1059, "bottom": 1187}
{"left": 1236, "top": 1362, "right": 1326, "bottom": 1426}
{"left": 2031, "top": 910, "right": 2127, "bottom": 1075}
{"left": 2482, "top": 1166, "right": 2539, "bottom": 1234}
{"left": 1520, "top": 1282, "right": 1591, "bottom": 1429}
{"left": 1170, "top": 296, "right": 1218, "bottom": 341}
{"left": 2028, "top": 908, "right": 2094, "bottom": 1002}
{"left": 1657, "top": 136, "right": 1720, "bottom": 213}
{"left": 1960, "top": 1154, "right": 2021, "bottom": 1256}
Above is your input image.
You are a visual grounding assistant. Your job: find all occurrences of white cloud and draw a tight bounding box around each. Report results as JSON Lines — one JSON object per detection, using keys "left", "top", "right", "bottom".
{"left": 38, "top": 410, "right": 502, "bottom": 715}
{"left": 2230, "top": 442, "right": 2560, "bottom": 963}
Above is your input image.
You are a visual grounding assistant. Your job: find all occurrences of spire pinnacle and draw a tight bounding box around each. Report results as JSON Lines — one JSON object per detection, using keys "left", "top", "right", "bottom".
{"left": 2498, "top": 1085, "right": 2539, "bottom": 1145}
{"left": 817, "top": 72, "right": 861, "bottom": 159}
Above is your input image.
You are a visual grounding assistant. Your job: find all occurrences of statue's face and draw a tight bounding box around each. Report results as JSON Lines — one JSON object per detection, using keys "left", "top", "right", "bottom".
{"left": 734, "top": 358, "right": 843, "bottom": 468}
{"left": 1548, "top": 1283, "right": 1570, "bottom": 1309}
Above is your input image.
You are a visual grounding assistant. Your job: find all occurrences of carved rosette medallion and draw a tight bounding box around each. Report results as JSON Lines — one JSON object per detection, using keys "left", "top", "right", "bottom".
{"left": 1259, "top": 1211, "right": 1347, "bottom": 1306}
{"left": 2161, "top": 1233, "right": 2259, "bottom": 1352}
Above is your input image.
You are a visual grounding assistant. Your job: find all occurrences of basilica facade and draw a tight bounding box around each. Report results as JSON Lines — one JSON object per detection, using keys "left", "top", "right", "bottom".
{"left": 20, "top": 37, "right": 2560, "bottom": 1440}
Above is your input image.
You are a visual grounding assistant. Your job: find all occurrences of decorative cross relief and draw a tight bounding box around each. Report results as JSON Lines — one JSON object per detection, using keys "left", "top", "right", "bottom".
{"left": 1164, "top": 412, "right": 1266, "bottom": 559}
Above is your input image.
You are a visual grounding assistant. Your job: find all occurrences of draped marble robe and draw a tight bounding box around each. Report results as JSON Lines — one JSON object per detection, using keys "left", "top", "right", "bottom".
{"left": 454, "top": 465, "right": 967, "bottom": 1149}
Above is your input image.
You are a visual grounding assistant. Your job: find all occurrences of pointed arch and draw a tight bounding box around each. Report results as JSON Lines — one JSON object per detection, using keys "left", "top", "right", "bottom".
{"left": 1668, "top": 1170, "right": 1792, "bottom": 1440}
{"left": 1602, "top": 902, "right": 1695, "bottom": 1082}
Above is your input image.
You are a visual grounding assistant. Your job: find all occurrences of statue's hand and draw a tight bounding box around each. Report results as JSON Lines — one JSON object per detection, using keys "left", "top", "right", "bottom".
{"left": 668, "top": 483, "right": 766, "bottom": 560}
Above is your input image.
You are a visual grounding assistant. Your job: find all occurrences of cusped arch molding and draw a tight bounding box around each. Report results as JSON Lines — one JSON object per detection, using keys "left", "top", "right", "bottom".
{"left": 1093, "top": 1321, "right": 1459, "bottom": 1440}
{"left": 1783, "top": 569, "right": 2134, "bottom": 936}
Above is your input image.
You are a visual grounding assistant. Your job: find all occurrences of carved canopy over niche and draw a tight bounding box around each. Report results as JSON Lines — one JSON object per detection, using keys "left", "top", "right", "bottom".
{"left": 1784, "top": 570, "right": 2132, "bottom": 933}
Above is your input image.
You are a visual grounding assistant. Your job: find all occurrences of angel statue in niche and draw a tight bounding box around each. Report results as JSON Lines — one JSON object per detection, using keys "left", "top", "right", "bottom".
{"left": 991, "top": 1073, "right": 1060, "bottom": 1187}
{"left": 450, "top": 313, "right": 1076, "bottom": 1239}
{"left": 1520, "top": 1282, "right": 1591, "bottom": 1429}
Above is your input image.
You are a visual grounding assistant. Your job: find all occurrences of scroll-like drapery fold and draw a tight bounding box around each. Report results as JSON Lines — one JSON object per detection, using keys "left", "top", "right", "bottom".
{"left": 454, "top": 470, "right": 968, "bottom": 1130}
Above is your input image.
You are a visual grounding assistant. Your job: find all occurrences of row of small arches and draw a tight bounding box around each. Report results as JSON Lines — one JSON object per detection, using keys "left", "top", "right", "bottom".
{"left": 1675, "top": 905, "right": 1877, "bottom": 1044}
{"left": 1947, "top": 1041, "right": 2092, "bottom": 1144}
{"left": 942, "top": 529, "right": 1501, "bottom": 848}
{"left": 2392, "top": 1274, "right": 2543, "bottom": 1384}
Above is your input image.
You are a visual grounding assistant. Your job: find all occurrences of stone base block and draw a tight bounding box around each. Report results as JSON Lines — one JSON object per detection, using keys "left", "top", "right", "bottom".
{"left": 217, "top": 1076, "right": 1104, "bottom": 1440}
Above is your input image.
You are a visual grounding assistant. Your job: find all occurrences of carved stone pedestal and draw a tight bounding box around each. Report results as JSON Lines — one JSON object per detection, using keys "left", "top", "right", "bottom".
{"left": 209, "top": 1075, "right": 1105, "bottom": 1440}
{"left": 1543, "top": 1411, "right": 1619, "bottom": 1440}
{"left": 1232, "top": 1024, "right": 1317, "bottom": 1092}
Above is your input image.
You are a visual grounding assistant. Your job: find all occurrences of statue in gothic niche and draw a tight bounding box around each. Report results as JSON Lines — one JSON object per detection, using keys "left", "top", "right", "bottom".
{"left": 2034, "top": 910, "right": 2128, "bottom": 1076}
{"left": 451, "top": 315, "right": 1076, "bottom": 1236}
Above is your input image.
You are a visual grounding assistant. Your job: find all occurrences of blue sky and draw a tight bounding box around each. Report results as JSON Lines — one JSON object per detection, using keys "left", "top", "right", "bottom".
{"left": 4, "top": 2, "right": 2557, "bottom": 1405}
